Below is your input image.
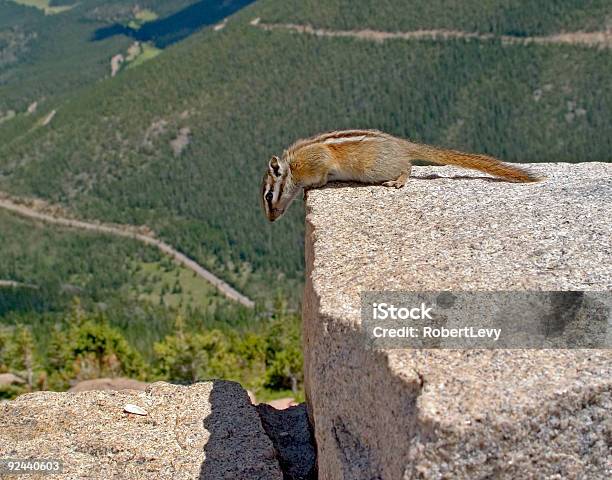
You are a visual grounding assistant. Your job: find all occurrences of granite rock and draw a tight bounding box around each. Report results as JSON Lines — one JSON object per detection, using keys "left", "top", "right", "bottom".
{"left": 303, "top": 163, "right": 612, "bottom": 479}
{"left": 0, "top": 381, "right": 283, "bottom": 479}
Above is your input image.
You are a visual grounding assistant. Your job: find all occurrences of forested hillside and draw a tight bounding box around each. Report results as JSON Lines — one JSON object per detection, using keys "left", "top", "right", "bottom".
{"left": 0, "top": 0, "right": 251, "bottom": 113}
{"left": 254, "top": 0, "right": 612, "bottom": 34}
{"left": 1, "top": 0, "right": 610, "bottom": 303}
{"left": 0, "top": 209, "right": 302, "bottom": 401}
{"left": 0, "top": 208, "right": 244, "bottom": 346}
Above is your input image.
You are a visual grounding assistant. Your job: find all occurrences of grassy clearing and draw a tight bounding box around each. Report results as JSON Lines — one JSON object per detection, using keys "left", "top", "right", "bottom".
{"left": 258, "top": 387, "right": 305, "bottom": 403}
{"left": 136, "top": 9, "right": 158, "bottom": 22}
{"left": 126, "top": 42, "right": 163, "bottom": 69}
{"left": 131, "top": 261, "right": 226, "bottom": 312}
{"left": 10, "top": 0, "right": 75, "bottom": 15}
{"left": 127, "top": 9, "right": 159, "bottom": 30}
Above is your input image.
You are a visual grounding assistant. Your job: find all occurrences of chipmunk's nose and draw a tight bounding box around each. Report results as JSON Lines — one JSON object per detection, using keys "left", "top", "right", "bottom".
{"left": 269, "top": 209, "right": 283, "bottom": 222}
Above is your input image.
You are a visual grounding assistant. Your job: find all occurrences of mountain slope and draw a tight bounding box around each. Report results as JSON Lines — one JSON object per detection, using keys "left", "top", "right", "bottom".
{"left": 1, "top": 0, "right": 611, "bottom": 302}
{"left": 0, "top": 0, "right": 250, "bottom": 113}
{"left": 253, "top": 0, "right": 612, "bottom": 35}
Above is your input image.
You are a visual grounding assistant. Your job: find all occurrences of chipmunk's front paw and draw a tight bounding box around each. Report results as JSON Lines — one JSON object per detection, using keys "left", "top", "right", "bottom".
{"left": 382, "top": 180, "right": 405, "bottom": 189}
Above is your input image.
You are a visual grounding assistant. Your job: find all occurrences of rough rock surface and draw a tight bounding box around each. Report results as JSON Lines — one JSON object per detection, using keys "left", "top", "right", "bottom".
{"left": 0, "top": 381, "right": 282, "bottom": 479}
{"left": 303, "top": 163, "right": 612, "bottom": 479}
{"left": 257, "top": 403, "right": 317, "bottom": 480}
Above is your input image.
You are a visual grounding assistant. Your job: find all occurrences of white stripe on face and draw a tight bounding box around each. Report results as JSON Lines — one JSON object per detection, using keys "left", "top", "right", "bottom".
{"left": 263, "top": 165, "right": 285, "bottom": 212}
{"left": 273, "top": 175, "right": 282, "bottom": 203}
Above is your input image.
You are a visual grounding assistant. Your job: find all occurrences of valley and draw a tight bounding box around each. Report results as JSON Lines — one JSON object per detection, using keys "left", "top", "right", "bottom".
{"left": 1, "top": 0, "right": 610, "bottom": 401}
{"left": 0, "top": 193, "right": 254, "bottom": 307}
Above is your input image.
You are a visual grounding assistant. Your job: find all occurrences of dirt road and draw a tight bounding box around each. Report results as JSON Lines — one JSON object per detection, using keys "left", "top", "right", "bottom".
{"left": 0, "top": 196, "right": 255, "bottom": 308}
{"left": 252, "top": 20, "right": 612, "bottom": 48}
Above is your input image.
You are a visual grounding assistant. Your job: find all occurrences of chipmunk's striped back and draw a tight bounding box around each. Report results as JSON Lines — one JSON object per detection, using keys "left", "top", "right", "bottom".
{"left": 285, "top": 129, "right": 389, "bottom": 156}
{"left": 261, "top": 129, "right": 541, "bottom": 221}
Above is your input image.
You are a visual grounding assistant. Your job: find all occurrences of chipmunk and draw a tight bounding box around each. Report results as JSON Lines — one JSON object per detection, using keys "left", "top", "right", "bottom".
{"left": 261, "top": 129, "right": 540, "bottom": 221}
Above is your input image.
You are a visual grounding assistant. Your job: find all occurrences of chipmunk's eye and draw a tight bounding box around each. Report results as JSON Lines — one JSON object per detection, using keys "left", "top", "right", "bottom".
{"left": 265, "top": 191, "right": 273, "bottom": 202}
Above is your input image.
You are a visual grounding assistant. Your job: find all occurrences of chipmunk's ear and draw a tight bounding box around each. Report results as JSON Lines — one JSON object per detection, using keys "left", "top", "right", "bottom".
{"left": 268, "top": 156, "right": 281, "bottom": 177}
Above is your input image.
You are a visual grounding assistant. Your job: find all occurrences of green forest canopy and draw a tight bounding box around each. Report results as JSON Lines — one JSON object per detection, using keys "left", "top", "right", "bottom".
{"left": 0, "top": 0, "right": 610, "bottom": 396}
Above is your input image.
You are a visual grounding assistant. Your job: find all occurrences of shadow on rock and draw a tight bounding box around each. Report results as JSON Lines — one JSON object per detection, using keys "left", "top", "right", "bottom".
{"left": 199, "top": 380, "right": 282, "bottom": 479}
{"left": 257, "top": 403, "right": 317, "bottom": 480}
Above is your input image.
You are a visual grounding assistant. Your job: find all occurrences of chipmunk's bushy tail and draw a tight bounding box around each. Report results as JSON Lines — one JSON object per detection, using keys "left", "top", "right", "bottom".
{"left": 404, "top": 142, "right": 541, "bottom": 183}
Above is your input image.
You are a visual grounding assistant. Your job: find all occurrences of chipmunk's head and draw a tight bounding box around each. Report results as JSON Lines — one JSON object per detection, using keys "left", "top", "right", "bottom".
{"left": 261, "top": 155, "right": 300, "bottom": 222}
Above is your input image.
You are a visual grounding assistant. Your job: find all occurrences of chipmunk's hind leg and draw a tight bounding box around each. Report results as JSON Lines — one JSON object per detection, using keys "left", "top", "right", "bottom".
{"left": 382, "top": 166, "right": 411, "bottom": 188}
